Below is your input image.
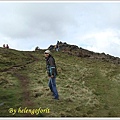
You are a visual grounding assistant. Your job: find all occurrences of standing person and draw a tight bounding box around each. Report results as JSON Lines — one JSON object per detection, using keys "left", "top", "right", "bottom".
{"left": 6, "top": 44, "right": 9, "bottom": 49}
{"left": 55, "top": 44, "right": 59, "bottom": 52}
{"left": 44, "top": 50, "right": 59, "bottom": 100}
{"left": 3, "top": 44, "right": 5, "bottom": 48}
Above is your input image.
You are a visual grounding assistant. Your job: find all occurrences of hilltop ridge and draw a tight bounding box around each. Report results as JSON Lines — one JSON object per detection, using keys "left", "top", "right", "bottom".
{"left": 48, "top": 41, "right": 120, "bottom": 64}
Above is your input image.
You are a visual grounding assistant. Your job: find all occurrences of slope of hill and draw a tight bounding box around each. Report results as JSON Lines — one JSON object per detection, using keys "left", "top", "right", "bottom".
{"left": 0, "top": 47, "right": 120, "bottom": 117}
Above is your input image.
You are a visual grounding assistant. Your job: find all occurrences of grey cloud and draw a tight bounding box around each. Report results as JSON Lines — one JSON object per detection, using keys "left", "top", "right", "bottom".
{"left": 1, "top": 2, "right": 120, "bottom": 40}
{"left": 0, "top": 3, "right": 77, "bottom": 40}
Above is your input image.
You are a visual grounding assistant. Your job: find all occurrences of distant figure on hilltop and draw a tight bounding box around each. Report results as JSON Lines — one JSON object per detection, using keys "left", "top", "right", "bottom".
{"left": 48, "top": 41, "right": 60, "bottom": 51}
{"left": 3, "top": 44, "right": 9, "bottom": 49}
{"left": 57, "top": 41, "right": 59, "bottom": 45}
{"left": 54, "top": 45, "right": 59, "bottom": 52}
{"left": 6, "top": 44, "right": 9, "bottom": 49}
{"left": 55, "top": 41, "right": 59, "bottom": 51}
{"left": 3, "top": 44, "right": 5, "bottom": 48}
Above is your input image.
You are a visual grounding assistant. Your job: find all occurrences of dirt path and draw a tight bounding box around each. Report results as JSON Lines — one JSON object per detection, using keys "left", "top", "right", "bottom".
{"left": 13, "top": 72, "right": 36, "bottom": 117}
{"left": 1, "top": 54, "right": 40, "bottom": 117}
{"left": 13, "top": 55, "right": 39, "bottom": 117}
{"left": 14, "top": 73, "right": 33, "bottom": 106}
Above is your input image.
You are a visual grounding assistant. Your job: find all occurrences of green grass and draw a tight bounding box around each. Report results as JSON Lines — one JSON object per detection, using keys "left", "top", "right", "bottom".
{"left": 0, "top": 72, "right": 23, "bottom": 117}
{"left": 0, "top": 47, "right": 120, "bottom": 117}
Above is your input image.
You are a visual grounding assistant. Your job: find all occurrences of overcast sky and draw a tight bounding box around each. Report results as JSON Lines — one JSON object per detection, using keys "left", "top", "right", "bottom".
{"left": 0, "top": 2, "right": 120, "bottom": 57}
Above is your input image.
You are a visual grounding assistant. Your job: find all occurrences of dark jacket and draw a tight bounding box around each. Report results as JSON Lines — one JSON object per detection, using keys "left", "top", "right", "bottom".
{"left": 45, "top": 55, "right": 58, "bottom": 77}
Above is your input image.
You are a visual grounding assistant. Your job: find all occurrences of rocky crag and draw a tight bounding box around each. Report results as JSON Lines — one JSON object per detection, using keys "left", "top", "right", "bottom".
{"left": 48, "top": 41, "right": 120, "bottom": 64}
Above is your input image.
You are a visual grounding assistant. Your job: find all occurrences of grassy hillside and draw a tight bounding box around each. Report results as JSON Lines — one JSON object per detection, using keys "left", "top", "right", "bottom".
{"left": 0, "top": 47, "right": 120, "bottom": 117}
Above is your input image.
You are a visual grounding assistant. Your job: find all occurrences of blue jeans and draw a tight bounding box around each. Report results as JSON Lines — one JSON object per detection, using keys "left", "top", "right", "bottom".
{"left": 48, "top": 77, "right": 59, "bottom": 99}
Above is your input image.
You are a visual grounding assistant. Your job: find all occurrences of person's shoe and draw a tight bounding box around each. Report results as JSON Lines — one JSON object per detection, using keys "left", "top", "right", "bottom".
{"left": 53, "top": 97, "right": 59, "bottom": 100}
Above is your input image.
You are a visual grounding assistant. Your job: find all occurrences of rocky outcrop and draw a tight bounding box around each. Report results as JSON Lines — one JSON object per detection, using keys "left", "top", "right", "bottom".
{"left": 48, "top": 41, "right": 120, "bottom": 64}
